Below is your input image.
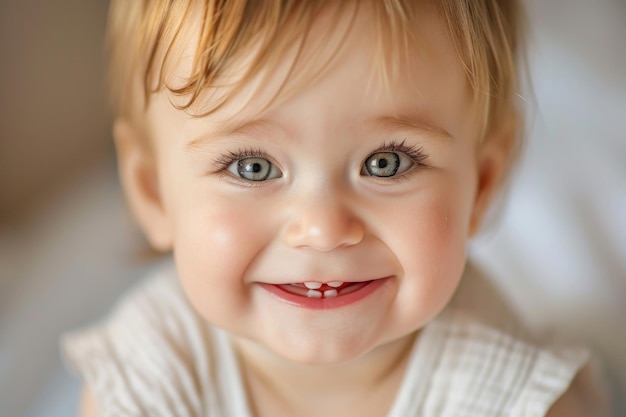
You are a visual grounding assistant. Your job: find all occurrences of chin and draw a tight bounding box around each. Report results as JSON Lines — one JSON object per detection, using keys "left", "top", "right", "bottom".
{"left": 264, "top": 333, "right": 377, "bottom": 366}
{"left": 279, "top": 350, "right": 363, "bottom": 366}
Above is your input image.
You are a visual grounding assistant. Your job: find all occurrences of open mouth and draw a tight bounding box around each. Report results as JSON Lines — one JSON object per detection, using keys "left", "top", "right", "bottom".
{"left": 260, "top": 277, "right": 390, "bottom": 309}
{"left": 277, "top": 281, "right": 370, "bottom": 299}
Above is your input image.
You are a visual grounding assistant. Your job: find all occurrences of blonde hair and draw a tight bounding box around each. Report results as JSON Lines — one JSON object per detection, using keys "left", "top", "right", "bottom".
{"left": 106, "top": 0, "right": 525, "bottom": 136}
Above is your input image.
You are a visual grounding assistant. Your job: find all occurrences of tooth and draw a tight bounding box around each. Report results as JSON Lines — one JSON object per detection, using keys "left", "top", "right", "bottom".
{"left": 327, "top": 282, "right": 344, "bottom": 288}
{"left": 323, "top": 289, "right": 338, "bottom": 298}
{"left": 307, "top": 289, "right": 322, "bottom": 298}
{"left": 304, "top": 282, "right": 322, "bottom": 289}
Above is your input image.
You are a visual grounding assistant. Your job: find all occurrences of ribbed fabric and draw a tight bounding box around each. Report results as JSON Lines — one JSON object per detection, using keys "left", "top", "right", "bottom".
{"left": 62, "top": 263, "right": 596, "bottom": 417}
{"left": 63, "top": 265, "right": 252, "bottom": 417}
{"left": 386, "top": 309, "right": 589, "bottom": 417}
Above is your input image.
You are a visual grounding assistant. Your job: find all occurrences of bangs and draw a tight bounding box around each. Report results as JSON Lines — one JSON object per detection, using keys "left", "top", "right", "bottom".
{"left": 139, "top": 0, "right": 415, "bottom": 119}
{"left": 107, "top": 0, "right": 523, "bottom": 135}
{"left": 435, "top": 0, "right": 525, "bottom": 135}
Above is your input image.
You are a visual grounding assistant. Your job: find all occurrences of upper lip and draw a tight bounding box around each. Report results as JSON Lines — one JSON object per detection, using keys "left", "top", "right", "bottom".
{"left": 265, "top": 277, "right": 390, "bottom": 285}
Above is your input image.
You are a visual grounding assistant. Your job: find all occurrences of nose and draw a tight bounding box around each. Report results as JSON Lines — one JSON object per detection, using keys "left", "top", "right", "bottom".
{"left": 282, "top": 191, "right": 365, "bottom": 251}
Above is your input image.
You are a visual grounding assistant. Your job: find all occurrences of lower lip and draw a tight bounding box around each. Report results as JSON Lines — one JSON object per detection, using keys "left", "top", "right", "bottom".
{"left": 259, "top": 278, "right": 391, "bottom": 310}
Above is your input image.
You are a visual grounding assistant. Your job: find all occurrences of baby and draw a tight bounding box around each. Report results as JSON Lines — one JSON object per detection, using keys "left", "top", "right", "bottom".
{"left": 64, "top": 0, "right": 608, "bottom": 416}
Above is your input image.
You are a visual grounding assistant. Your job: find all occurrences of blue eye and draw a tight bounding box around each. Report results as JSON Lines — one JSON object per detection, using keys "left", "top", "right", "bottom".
{"left": 362, "top": 152, "right": 413, "bottom": 177}
{"left": 228, "top": 157, "right": 282, "bottom": 181}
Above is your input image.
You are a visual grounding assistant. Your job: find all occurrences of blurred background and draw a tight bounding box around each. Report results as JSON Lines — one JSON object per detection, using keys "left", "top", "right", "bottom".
{"left": 0, "top": 0, "right": 624, "bottom": 415}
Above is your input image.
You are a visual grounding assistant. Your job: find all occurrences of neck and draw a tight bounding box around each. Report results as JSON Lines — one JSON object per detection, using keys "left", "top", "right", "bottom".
{"left": 232, "top": 332, "right": 417, "bottom": 417}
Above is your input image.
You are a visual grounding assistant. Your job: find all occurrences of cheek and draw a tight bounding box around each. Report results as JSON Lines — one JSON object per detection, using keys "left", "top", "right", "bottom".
{"left": 380, "top": 175, "right": 476, "bottom": 319}
{"left": 170, "top": 197, "right": 271, "bottom": 324}
{"left": 397, "top": 194, "right": 467, "bottom": 276}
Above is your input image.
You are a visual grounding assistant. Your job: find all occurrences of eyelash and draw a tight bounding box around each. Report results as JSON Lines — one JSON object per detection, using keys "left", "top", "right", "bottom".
{"left": 212, "top": 147, "right": 271, "bottom": 173}
{"left": 367, "top": 139, "right": 428, "bottom": 165}
{"left": 210, "top": 139, "right": 428, "bottom": 179}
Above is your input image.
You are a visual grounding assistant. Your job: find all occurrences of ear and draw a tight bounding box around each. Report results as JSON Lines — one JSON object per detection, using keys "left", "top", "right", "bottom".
{"left": 114, "top": 119, "right": 173, "bottom": 251}
{"left": 468, "top": 111, "right": 519, "bottom": 236}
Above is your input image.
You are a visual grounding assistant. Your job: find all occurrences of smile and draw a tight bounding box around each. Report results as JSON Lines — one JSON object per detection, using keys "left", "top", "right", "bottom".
{"left": 278, "top": 281, "right": 369, "bottom": 298}
{"left": 259, "top": 277, "right": 391, "bottom": 310}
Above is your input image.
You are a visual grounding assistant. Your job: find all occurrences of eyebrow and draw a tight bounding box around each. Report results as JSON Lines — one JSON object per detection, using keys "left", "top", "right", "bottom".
{"left": 186, "top": 118, "right": 278, "bottom": 151}
{"left": 186, "top": 113, "right": 452, "bottom": 150}
{"left": 368, "top": 115, "right": 453, "bottom": 141}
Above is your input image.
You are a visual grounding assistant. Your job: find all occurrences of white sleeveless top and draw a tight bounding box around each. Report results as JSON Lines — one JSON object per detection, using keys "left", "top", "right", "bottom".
{"left": 62, "top": 263, "right": 601, "bottom": 417}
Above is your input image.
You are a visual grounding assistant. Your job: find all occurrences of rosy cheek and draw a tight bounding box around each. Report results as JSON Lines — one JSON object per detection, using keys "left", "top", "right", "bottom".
{"left": 411, "top": 198, "right": 461, "bottom": 269}
{"left": 172, "top": 204, "right": 265, "bottom": 318}
{"left": 386, "top": 188, "right": 469, "bottom": 311}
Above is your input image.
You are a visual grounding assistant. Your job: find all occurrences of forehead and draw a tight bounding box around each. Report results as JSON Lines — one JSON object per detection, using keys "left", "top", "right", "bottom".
{"left": 146, "top": 1, "right": 475, "bottom": 141}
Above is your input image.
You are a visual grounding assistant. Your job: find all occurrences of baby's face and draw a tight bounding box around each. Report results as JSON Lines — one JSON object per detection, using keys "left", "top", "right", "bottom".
{"left": 137, "top": 6, "right": 497, "bottom": 364}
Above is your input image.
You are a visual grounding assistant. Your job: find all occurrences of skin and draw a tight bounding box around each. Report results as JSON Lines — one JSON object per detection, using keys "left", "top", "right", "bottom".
{"left": 81, "top": 3, "right": 591, "bottom": 417}
{"left": 136, "top": 2, "right": 484, "bottom": 367}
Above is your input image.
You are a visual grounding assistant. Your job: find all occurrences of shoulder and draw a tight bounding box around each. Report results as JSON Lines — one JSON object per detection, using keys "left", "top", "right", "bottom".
{"left": 421, "top": 262, "right": 609, "bottom": 416}
{"left": 79, "top": 386, "right": 100, "bottom": 417}
{"left": 545, "top": 384, "right": 585, "bottom": 417}
{"left": 62, "top": 262, "right": 221, "bottom": 416}
{"left": 546, "top": 361, "right": 611, "bottom": 417}
{"left": 63, "top": 262, "right": 201, "bottom": 372}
